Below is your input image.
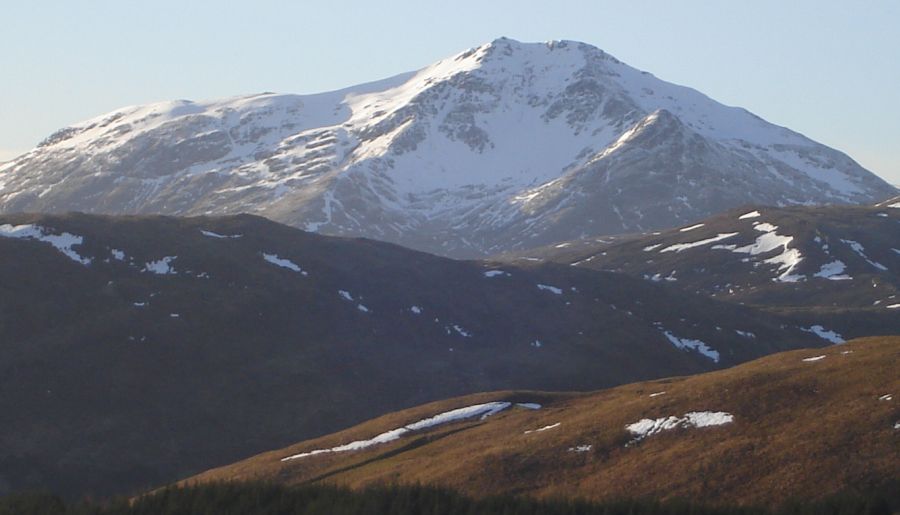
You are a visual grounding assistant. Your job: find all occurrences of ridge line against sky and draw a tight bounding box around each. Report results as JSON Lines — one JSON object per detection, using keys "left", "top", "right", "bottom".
{"left": 1, "top": 0, "right": 898, "bottom": 184}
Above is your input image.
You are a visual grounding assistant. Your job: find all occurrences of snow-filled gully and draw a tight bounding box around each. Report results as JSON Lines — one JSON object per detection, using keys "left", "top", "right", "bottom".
{"left": 281, "top": 401, "right": 541, "bottom": 461}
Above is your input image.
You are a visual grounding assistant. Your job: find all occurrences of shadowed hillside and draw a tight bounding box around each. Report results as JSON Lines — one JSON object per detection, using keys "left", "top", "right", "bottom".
{"left": 0, "top": 212, "right": 832, "bottom": 497}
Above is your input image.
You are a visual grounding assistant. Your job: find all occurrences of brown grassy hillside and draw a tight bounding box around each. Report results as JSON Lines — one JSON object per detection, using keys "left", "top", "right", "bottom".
{"left": 184, "top": 336, "right": 900, "bottom": 507}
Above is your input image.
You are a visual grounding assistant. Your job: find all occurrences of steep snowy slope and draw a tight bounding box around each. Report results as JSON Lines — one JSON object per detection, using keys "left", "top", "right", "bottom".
{"left": 0, "top": 38, "right": 894, "bottom": 257}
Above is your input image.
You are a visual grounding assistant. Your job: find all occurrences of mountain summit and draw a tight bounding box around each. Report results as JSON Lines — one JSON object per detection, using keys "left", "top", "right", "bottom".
{"left": 1, "top": 38, "right": 894, "bottom": 257}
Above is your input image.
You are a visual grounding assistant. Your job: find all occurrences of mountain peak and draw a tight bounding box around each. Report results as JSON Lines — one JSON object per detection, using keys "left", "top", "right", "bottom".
{"left": 483, "top": 36, "right": 600, "bottom": 53}
{"left": 601, "top": 108, "right": 688, "bottom": 153}
{"left": 459, "top": 37, "right": 609, "bottom": 69}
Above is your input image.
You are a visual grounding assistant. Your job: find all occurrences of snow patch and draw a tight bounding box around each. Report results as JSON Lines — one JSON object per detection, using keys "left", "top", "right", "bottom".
{"left": 649, "top": 391, "right": 666, "bottom": 398}
{"left": 738, "top": 210, "right": 761, "bottom": 220}
{"left": 537, "top": 284, "right": 563, "bottom": 294}
{"left": 484, "top": 270, "right": 510, "bottom": 278}
{"left": 643, "top": 243, "right": 662, "bottom": 251}
{"left": 110, "top": 249, "right": 125, "bottom": 261}
{"left": 281, "top": 401, "right": 516, "bottom": 461}
{"left": 801, "top": 355, "right": 827, "bottom": 362}
{"left": 814, "top": 260, "right": 852, "bottom": 280}
{"left": 524, "top": 422, "right": 560, "bottom": 434}
{"left": 626, "top": 411, "right": 733, "bottom": 443}
{"left": 262, "top": 253, "right": 307, "bottom": 275}
{"left": 644, "top": 271, "right": 677, "bottom": 282}
{"left": 660, "top": 232, "right": 738, "bottom": 253}
{"left": 143, "top": 256, "right": 177, "bottom": 275}
{"left": 730, "top": 224, "right": 804, "bottom": 282}
{"left": 878, "top": 394, "right": 892, "bottom": 401}
{"left": 410, "top": 305, "right": 422, "bottom": 314}
{"left": 201, "top": 229, "right": 242, "bottom": 239}
{"left": 448, "top": 324, "right": 471, "bottom": 337}
{"left": 679, "top": 223, "right": 705, "bottom": 232}
{"left": 841, "top": 239, "right": 887, "bottom": 272}
{"left": 568, "top": 445, "right": 592, "bottom": 453}
{"left": 661, "top": 330, "right": 719, "bottom": 362}
{"left": 801, "top": 325, "right": 845, "bottom": 344}
{"left": 0, "top": 224, "right": 92, "bottom": 265}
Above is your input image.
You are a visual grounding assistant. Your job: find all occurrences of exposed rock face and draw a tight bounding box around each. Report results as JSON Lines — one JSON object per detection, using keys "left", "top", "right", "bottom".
{"left": 1, "top": 38, "right": 895, "bottom": 257}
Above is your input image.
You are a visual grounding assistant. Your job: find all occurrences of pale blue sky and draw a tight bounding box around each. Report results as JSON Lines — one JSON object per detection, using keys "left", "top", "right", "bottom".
{"left": 2, "top": 0, "right": 898, "bottom": 184}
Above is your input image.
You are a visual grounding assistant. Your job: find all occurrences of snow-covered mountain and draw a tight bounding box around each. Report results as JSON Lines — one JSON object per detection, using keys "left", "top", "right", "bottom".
{"left": 1, "top": 38, "right": 894, "bottom": 257}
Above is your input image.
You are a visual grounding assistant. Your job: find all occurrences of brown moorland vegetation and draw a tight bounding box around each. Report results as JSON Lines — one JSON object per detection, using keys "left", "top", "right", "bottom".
{"left": 184, "top": 336, "right": 900, "bottom": 507}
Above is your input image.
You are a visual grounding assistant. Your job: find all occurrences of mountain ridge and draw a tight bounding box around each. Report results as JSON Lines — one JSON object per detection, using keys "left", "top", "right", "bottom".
{"left": 1, "top": 38, "right": 894, "bottom": 257}
{"left": 494, "top": 202, "right": 900, "bottom": 312}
